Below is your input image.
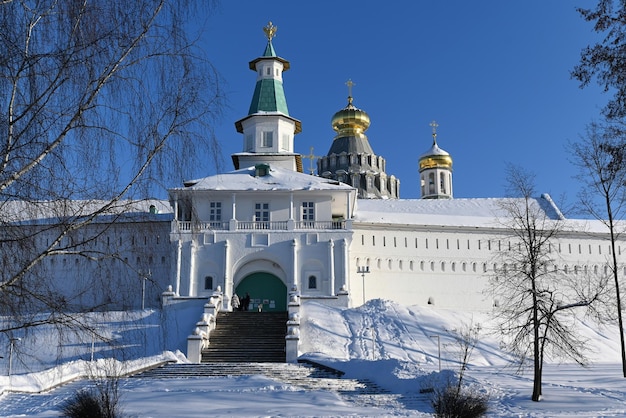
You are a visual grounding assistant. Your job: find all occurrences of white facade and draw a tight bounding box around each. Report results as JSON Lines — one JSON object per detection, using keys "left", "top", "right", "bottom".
{"left": 168, "top": 165, "right": 356, "bottom": 311}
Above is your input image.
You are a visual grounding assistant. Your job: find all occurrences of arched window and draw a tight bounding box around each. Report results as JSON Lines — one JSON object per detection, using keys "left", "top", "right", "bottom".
{"left": 428, "top": 173, "right": 435, "bottom": 194}
{"left": 308, "top": 275, "right": 317, "bottom": 289}
{"left": 204, "top": 276, "right": 213, "bottom": 290}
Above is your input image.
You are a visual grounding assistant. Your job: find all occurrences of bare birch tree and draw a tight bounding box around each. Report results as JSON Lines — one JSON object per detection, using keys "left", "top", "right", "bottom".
{"left": 0, "top": 0, "right": 223, "bottom": 338}
{"left": 570, "top": 121, "right": 626, "bottom": 377}
{"left": 490, "top": 165, "right": 606, "bottom": 402}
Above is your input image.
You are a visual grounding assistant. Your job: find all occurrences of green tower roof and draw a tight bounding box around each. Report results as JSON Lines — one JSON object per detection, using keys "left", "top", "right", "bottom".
{"left": 248, "top": 78, "right": 289, "bottom": 115}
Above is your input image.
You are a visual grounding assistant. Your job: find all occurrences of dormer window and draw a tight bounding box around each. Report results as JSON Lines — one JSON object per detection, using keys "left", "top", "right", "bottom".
{"left": 254, "top": 163, "right": 270, "bottom": 177}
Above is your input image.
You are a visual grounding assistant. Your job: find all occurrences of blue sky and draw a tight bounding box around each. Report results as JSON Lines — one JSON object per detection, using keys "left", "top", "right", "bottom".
{"left": 195, "top": 1, "right": 606, "bottom": 208}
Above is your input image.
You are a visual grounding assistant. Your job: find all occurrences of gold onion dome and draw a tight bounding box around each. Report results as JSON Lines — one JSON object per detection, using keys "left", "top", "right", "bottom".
{"left": 331, "top": 95, "right": 371, "bottom": 138}
{"left": 419, "top": 121, "right": 453, "bottom": 171}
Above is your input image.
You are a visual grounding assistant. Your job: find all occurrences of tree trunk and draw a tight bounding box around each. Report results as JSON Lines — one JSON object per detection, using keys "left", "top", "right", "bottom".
{"left": 607, "top": 206, "right": 626, "bottom": 377}
{"left": 532, "top": 277, "right": 542, "bottom": 401}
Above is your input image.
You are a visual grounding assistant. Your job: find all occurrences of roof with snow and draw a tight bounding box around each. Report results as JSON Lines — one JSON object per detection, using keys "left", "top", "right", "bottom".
{"left": 354, "top": 195, "right": 564, "bottom": 228}
{"left": 353, "top": 195, "right": 617, "bottom": 234}
{"left": 2, "top": 199, "right": 172, "bottom": 224}
{"left": 175, "top": 165, "right": 356, "bottom": 193}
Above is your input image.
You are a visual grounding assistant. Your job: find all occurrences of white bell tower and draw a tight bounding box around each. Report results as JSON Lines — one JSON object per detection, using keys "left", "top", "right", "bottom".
{"left": 232, "top": 22, "right": 303, "bottom": 172}
{"left": 419, "top": 121, "right": 453, "bottom": 199}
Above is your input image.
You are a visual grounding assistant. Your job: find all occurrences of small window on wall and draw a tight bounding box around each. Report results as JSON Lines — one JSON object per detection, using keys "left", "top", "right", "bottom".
{"left": 209, "top": 202, "right": 222, "bottom": 222}
{"left": 204, "top": 276, "right": 213, "bottom": 290}
{"left": 262, "top": 131, "right": 273, "bottom": 148}
{"left": 308, "top": 275, "right": 317, "bottom": 289}
{"left": 302, "top": 202, "right": 315, "bottom": 223}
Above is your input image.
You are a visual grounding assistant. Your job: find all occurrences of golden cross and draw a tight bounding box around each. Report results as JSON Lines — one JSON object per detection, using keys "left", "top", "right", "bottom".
{"left": 430, "top": 120, "right": 439, "bottom": 135}
{"left": 263, "top": 21, "right": 277, "bottom": 41}
{"left": 346, "top": 79, "right": 355, "bottom": 98}
{"left": 304, "top": 146, "right": 321, "bottom": 175}
{"left": 430, "top": 120, "right": 439, "bottom": 143}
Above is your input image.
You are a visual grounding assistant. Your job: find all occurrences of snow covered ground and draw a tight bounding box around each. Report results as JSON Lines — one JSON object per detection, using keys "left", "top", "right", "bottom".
{"left": 0, "top": 300, "right": 624, "bottom": 417}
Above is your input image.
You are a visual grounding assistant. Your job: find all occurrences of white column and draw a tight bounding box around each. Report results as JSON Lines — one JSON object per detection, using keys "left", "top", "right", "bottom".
{"left": 328, "top": 239, "right": 335, "bottom": 296}
{"left": 174, "top": 240, "right": 182, "bottom": 296}
{"left": 289, "top": 192, "right": 294, "bottom": 220}
{"left": 173, "top": 197, "right": 179, "bottom": 221}
{"left": 224, "top": 240, "right": 232, "bottom": 300}
{"left": 341, "top": 238, "right": 349, "bottom": 292}
{"left": 346, "top": 191, "right": 351, "bottom": 217}
{"left": 189, "top": 240, "right": 198, "bottom": 296}
{"left": 229, "top": 194, "right": 237, "bottom": 231}
{"left": 292, "top": 239, "right": 298, "bottom": 289}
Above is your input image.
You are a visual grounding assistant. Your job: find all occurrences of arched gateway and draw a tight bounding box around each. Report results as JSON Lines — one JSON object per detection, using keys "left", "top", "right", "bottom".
{"left": 235, "top": 272, "right": 287, "bottom": 312}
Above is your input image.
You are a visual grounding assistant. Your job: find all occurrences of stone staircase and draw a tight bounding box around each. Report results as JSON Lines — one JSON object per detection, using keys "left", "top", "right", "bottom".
{"left": 201, "top": 311, "right": 288, "bottom": 363}
{"left": 130, "top": 361, "right": 403, "bottom": 408}
{"left": 130, "top": 361, "right": 430, "bottom": 411}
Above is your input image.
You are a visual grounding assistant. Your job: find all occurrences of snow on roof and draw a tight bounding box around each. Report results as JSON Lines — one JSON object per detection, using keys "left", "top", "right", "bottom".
{"left": 2, "top": 199, "right": 172, "bottom": 224}
{"left": 354, "top": 196, "right": 566, "bottom": 229}
{"left": 177, "top": 165, "right": 355, "bottom": 192}
{"left": 353, "top": 196, "right": 618, "bottom": 235}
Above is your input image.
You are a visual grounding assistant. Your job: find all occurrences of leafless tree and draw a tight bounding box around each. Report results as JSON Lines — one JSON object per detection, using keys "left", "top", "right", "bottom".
{"left": 0, "top": 0, "right": 223, "bottom": 339}
{"left": 446, "top": 321, "right": 481, "bottom": 395}
{"left": 489, "top": 165, "right": 606, "bottom": 402}
{"left": 570, "top": 120, "right": 626, "bottom": 377}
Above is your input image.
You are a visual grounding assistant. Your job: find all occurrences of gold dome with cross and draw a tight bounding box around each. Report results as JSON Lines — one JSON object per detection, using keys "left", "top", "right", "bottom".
{"left": 331, "top": 79, "right": 371, "bottom": 138}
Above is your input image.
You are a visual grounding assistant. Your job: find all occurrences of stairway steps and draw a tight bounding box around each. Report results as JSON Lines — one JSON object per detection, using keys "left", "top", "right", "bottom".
{"left": 131, "top": 362, "right": 389, "bottom": 395}
{"left": 201, "top": 311, "right": 288, "bottom": 363}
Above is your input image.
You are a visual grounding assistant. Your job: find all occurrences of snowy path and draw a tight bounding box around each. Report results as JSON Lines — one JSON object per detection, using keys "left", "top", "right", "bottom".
{"left": 0, "top": 375, "right": 431, "bottom": 417}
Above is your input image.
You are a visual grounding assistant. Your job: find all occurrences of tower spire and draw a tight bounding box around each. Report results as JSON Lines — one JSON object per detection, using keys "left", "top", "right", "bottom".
{"left": 232, "top": 21, "right": 303, "bottom": 172}
{"left": 419, "top": 121, "right": 453, "bottom": 199}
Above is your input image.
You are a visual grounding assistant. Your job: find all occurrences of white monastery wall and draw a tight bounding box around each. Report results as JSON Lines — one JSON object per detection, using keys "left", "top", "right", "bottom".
{"left": 31, "top": 218, "right": 173, "bottom": 310}
{"left": 349, "top": 222, "right": 625, "bottom": 310}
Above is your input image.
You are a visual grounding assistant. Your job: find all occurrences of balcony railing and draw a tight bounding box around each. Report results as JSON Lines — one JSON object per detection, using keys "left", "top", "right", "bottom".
{"left": 236, "top": 221, "right": 287, "bottom": 230}
{"left": 176, "top": 221, "right": 228, "bottom": 231}
{"left": 174, "top": 219, "right": 347, "bottom": 232}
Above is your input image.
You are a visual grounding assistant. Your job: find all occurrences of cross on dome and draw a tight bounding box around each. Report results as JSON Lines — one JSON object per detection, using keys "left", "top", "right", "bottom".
{"left": 346, "top": 79, "right": 356, "bottom": 105}
{"left": 430, "top": 120, "right": 438, "bottom": 136}
{"left": 430, "top": 120, "right": 439, "bottom": 144}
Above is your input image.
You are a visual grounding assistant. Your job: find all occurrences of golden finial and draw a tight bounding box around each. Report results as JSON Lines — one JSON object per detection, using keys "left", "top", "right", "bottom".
{"left": 263, "top": 21, "right": 277, "bottom": 41}
{"left": 345, "top": 79, "right": 356, "bottom": 105}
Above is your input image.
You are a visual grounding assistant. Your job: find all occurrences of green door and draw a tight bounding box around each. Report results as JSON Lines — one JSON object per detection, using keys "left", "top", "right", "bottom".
{"left": 235, "top": 272, "right": 287, "bottom": 312}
